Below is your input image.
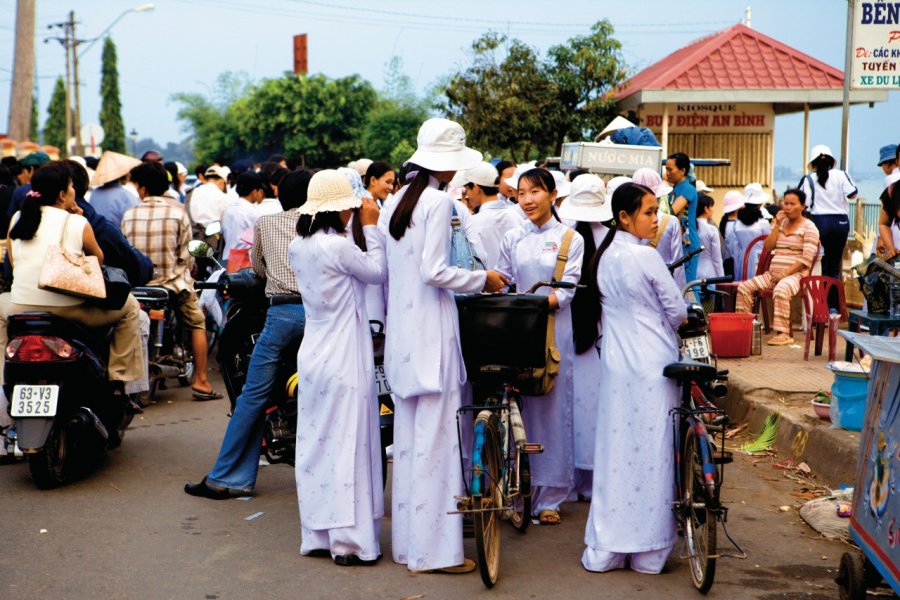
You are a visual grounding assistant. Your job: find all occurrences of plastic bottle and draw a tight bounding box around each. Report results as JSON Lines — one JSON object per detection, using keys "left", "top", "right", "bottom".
{"left": 751, "top": 318, "right": 762, "bottom": 355}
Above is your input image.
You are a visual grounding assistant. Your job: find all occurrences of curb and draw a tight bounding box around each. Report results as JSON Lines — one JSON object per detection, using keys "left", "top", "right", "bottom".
{"left": 719, "top": 375, "right": 861, "bottom": 488}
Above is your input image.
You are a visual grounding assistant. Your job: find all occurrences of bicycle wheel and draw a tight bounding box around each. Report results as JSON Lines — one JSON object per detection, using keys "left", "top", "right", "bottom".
{"left": 508, "top": 452, "right": 531, "bottom": 533}
{"left": 683, "top": 426, "right": 717, "bottom": 593}
{"left": 473, "top": 413, "right": 502, "bottom": 588}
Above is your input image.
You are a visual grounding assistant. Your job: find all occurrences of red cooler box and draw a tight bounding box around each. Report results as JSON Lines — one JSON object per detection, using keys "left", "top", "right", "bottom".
{"left": 708, "top": 312, "right": 754, "bottom": 358}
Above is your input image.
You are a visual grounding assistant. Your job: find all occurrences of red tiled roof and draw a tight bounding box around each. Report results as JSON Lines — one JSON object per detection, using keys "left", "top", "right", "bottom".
{"left": 614, "top": 23, "right": 844, "bottom": 100}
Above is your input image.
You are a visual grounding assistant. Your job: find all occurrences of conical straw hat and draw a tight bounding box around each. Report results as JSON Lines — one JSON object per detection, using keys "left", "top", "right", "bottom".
{"left": 91, "top": 151, "right": 142, "bottom": 187}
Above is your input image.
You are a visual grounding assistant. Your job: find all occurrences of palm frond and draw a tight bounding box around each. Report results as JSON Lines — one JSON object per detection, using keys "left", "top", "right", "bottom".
{"left": 740, "top": 412, "right": 780, "bottom": 453}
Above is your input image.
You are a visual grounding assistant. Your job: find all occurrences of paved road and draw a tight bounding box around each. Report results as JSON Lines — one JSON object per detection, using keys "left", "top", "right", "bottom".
{"left": 1, "top": 373, "right": 848, "bottom": 600}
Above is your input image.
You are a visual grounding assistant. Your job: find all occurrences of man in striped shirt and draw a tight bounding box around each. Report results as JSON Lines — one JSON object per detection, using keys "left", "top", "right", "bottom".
{"left": 185, "top": 169, "right": 313, "bottom": 500}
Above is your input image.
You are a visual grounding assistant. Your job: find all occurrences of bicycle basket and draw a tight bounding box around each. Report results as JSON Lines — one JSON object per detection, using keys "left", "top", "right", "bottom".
{"left": 456, "top": 294, "right": 551, "bottom": 388}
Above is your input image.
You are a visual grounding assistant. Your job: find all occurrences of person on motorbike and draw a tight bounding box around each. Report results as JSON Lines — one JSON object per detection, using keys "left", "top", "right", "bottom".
{"left": 0, "top": 162, "right": 145, "bottom": 394}
{"left": 184, "top": 169, "right": 313, "bottom": 499}
{"left": 121, "top": 162, "right": 221, "bottom": 400}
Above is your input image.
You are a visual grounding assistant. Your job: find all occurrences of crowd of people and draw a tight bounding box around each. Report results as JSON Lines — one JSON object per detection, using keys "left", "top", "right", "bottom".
{"left": 0, "top": 120, "right": 897, "bottom": 577}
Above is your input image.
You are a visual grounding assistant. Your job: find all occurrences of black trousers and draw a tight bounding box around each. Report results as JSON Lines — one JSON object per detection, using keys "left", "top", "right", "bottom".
{"left": 809, "top": 213, "right": 849, "bottom": 308}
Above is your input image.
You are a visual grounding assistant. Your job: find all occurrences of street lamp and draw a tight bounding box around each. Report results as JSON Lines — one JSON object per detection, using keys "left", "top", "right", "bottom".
{"left": 77, "top": 3, "right": 155, "bottom": 59}
{"left": 129, "top": 128, "right": 138, "bottom": 156}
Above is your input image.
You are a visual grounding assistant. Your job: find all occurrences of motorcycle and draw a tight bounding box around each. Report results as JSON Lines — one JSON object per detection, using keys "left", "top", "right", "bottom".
{"left": 3, "top": 312, "right": 133, "bottom": 488}
{"left": 189, "top": 240, "right": 394, "bottom": 483}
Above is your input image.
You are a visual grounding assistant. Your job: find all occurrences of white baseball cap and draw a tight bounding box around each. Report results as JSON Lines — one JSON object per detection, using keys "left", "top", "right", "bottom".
{"left": 462, "top": 162, "right": 499, "bottom": 188}
{"left": 407, "top": 118, "right": 482, "bottom": 172}
{"left": 558, "top": 174, "right": 611, "bottom": 222}
{"left": 606, "top": 175, "right": 633, "bottom": 198}
{"left": 808, "top": 144, "right": 835, "bottom": 166}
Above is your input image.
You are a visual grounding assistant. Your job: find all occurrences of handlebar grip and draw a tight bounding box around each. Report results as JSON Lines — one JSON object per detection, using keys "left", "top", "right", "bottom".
{"left": 194, "top": 282, "right": 223, "bottom": 290}
{"left": 552, "top": 281, "right": 577, "bottom": 289}
{"left": 703, "top": 276, "right": 734, "bottom": 285}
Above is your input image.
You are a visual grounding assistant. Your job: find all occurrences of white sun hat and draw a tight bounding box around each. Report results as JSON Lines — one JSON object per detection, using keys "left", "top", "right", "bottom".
{"left": 722, "top": 190, "right": 745, "bottom": 213}
{"left": 504, "top": 161, "right": 537, "bottom": 189}
{"left": 743, "top": 182, "right": 771, "bottom": 205}
{"left": 808, "top": 144, "right": 835, "bottom": 166}
{"left": 606, "top": 175, "right": 633, "bottom": 198}
{"left": 463, "top": 162, "right": 499, "bottom": 188}
{"left": 550, "top": 171, "right": 571, "bottom": 199}
{"left": 654, "top": 182, "right": 673, "bottom": 198}
{"left": 297, "top": 169, "right": 362, "bottom": 216}
{"left": 558, "top": 174, "right": 611, "bottom": 222}
{"left": 407, "top": 118, "right": 482, "bottom": 172}
{"left": 696, "top": 180, "right": 714, "bottom": 193}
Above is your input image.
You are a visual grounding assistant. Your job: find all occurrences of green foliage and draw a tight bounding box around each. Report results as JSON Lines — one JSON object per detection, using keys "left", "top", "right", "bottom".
{"left": 44, "top": 77, "right": 67, "bottom": 154}
{"left": 740, "top": 413, "right": 780, "bottom": 454}
{"left": 174, "top": 72, "right": 377, "bottom": 167}
{"left": 99, "top": 37, "right": 126, "bottom": 153}
{"left": 437, "top": 22, "right": 627, "bottom": 161}
{"left": 30, "top": 94, "right": 38, "bottom": 141}
{"left": 389, "top": 139, "right": 415, "bottom": 170}
{"left": 361, "top": 56, "right": 429, "bottom": 162}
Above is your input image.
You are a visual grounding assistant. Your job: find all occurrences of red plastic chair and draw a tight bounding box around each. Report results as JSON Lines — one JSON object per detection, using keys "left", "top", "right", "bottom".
{"left": 753, "top": 242, "right": 777, "bottom": 333}
{"left": 715, "top": 234, "right": 769, "bottom": 312}
{"left": 799, "top": 276, "right": 848, "bottom": 361}
{"left": 741, "top": 234, "right": 769, "bottom": 283}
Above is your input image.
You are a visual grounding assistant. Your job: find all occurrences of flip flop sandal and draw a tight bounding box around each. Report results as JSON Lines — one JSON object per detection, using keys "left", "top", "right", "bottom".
{"left": 538, "top": 509, "right": 561, "bottom": 525}
{"left": 192, "top": 388, "right": 224, "bottom": 401}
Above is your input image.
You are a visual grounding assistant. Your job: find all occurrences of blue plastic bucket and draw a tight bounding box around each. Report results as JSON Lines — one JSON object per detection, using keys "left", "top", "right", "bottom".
{"left": 829, "top": 365, "right": 869, "bottom": 431}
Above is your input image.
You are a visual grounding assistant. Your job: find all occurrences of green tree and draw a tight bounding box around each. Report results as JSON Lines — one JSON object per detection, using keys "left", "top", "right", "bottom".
{"left": 545, "top": 20, "right": 628, "bottom": 146}
{"left": 44, "top": 77, "right": 67, "bottom": 153}
{"left": 30, "top": 94, "right": 38, "bottom": 141}
{"left": 438, "top": 32, "right": 559, "bottom": 162}
{"left": 389, "top": 139, "right": 415, "bottom": 170}
{"left": 362, "top": 57, "right": 429, "bottom": 162}
{"left": 172, "top": 72, "right": 250, "bottom": 164}
{"left": 99, "top": 37, "right": 126, "bottom": 153}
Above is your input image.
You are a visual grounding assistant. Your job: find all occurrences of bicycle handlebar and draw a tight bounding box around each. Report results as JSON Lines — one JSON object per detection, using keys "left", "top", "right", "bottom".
{"left": 667, "top": 246, "right": 704, "bottom": 273}
{"left": 194, "top": 281, "right": 225, "bottom": 290}
{"left": 525, "top": 280, "right": 584, "bottom": 294}
{"left": 680, "top": 275, "right": 734, "bottom": 296}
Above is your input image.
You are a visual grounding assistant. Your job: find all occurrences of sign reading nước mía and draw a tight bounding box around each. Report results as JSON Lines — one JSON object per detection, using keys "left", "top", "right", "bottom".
{"left": 851, "top": 1, "right": 900, "bottom": 88}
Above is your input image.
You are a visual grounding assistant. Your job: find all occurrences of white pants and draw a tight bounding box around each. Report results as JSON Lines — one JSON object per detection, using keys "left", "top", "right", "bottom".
{"left": 391, "top": 390, "right": 465, "bottom": 571}
{"left": 582, "top": 544, "right": 674, "bottom": 574}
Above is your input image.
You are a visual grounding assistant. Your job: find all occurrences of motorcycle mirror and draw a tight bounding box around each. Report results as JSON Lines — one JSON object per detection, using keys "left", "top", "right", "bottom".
{"left": 188, "top": 240, "right": 214, "bottom": 258}
{"left": 205, "top": 221, "right": 222, "bottom": 237}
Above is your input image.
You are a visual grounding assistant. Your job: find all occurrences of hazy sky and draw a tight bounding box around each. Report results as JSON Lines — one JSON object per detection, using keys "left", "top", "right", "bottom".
{"left": 1, "top": 0, "right": 897, "bottom": 175}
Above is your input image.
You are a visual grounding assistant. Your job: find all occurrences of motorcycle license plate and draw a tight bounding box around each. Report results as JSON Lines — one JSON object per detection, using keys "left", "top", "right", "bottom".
{"left": 683, "top": 336, "right": 710, "bottom": 360}
{"left": 375, "top": 364, "right": 392, "bottom": 396}
{"left": 11, "top": 385, "right": 59, "bottom": 417}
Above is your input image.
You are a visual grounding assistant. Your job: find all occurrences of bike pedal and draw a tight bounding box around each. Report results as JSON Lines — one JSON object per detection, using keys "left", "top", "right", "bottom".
{"left": 713, "top": 451, "right": 733, "bottom": 465}
{"left": 521, "top": 443, "right": 543, "bottom": 454}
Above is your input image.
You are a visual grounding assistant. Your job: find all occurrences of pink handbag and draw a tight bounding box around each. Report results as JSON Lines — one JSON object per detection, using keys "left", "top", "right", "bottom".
{"left": 37, "top": 213, "right": 106, "bottom": 300}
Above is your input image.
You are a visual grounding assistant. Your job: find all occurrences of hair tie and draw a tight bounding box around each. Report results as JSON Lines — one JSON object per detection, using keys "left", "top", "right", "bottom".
{"left": 404, "top": 170, "right": 420, "bottom": 182}
{"left": 25, "top": 190, "right": 41, "bottom": 198}
{"left": 609, "top": 219, "right": 617, "bottom": 227}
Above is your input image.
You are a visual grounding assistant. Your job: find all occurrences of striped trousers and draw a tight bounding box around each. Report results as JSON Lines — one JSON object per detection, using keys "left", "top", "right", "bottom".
{"left": 735, "top": 272, "right": 801, "bottom": 334}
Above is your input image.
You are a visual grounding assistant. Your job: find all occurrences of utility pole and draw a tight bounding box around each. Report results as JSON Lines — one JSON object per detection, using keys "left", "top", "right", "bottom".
{"left": 7, "top": 0, "right": 36, "bottom": 141}
{"left": 840, "top": 0, "right": 855, "bottom": 171}
{"left": 70, "top": 11, "right": 84, "bottom": 156}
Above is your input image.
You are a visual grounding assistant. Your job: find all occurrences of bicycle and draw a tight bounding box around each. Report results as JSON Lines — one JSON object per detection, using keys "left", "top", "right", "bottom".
{"left": 453, "top": 280, "right": 575, "bottom": 588}
{"left": 663, "top": 276, "right": 746, "bottom": 594}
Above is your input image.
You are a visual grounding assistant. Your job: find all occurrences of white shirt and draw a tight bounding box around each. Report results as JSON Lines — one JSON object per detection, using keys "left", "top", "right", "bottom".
{"left": 189, "top": 182, "right": 231, "bottom": 226}
{"left": 468, "top": 199, "right": 524, "bottom": 269}
{"left": 800, "top": 169, "right": 857, "bottom": 215}
{"left": 885, "top": 167, "right": 900, "bottom": 191}
{"left": 258, "top": 197, "right": 283, "bottom": 216}
{"left": 222, "top": 198, "right": 263, "bottom": 260}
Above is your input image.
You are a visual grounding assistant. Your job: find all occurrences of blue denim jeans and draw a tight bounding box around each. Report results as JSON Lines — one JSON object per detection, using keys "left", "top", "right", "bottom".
{"left": 207, "top": 303, "right": 305, "bottom": 491}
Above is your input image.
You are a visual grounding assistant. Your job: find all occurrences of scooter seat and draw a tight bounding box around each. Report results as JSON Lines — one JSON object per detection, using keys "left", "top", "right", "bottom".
{"left": 663, "top": 360, "right": 719, "bottom": 385}
{"left": 7, "top": 311, "right": 110, "bottom": 349}
{"left": 132, "top": 286, "right": 172, "bottom": 302}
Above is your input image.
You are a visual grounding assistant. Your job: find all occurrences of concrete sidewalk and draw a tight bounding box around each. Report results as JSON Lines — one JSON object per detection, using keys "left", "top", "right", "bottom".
{"left": 716, "top": 331, "right": 864, "bottom": 488}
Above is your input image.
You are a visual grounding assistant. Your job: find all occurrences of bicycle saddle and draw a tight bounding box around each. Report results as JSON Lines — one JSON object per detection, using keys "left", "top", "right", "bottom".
{"left": 663, "top": 360, "right": 719, "bottom": 384}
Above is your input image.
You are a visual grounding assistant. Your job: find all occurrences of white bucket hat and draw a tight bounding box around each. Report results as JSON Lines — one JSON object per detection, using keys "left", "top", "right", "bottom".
{"left": 558, "top": 174, "right": 611, "bottom": 222}
{"left": 654, "top": 182, "right": 673, "bottom": 198}
{"left": 606, "top": 175, "right": 633, "bottom": 198}
{"left": 297, "top": 169, "right": 361, "bottom": 216}
{"left": 722, "top": 190, "right": 745, "bottom": 213}
{"left": 504, "top": 161, "right": 537, "bottom": 189}
{"left": 696, "top": 180, "right": 714, "bottom": 193}
{"left": 463, "top": 162, "right": 499, "bottom": 188}
{"left": 407, "top": 118, "right": 482, "bottom": 172}
{"left": 551, "top": 171, "right": 571, "bottom": 198}
{"left": 743, "top": 182, "right": 771, "bottom": 205}
{"left": 808, "top": 144, "right": 835, "bottom": 166}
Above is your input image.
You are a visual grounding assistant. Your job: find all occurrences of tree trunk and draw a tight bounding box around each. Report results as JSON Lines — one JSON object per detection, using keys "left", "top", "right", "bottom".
{"left": 7, "top": 0, "right": 36, "bottom": 141}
